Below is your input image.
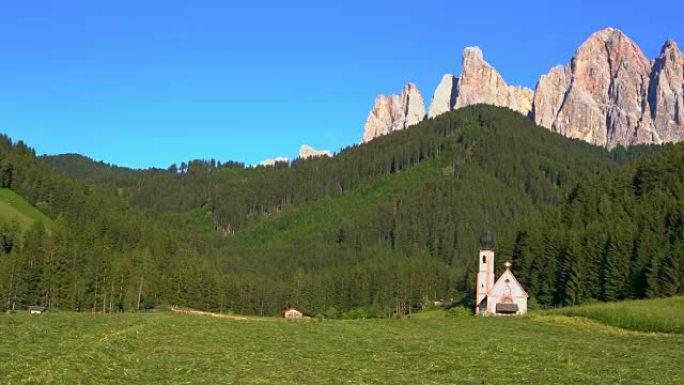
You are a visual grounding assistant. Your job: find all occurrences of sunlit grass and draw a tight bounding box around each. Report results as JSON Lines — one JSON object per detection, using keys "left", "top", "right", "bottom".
{"left": 545, "top": 296, "right": 684, "bottom": 334}
{"left": 0, "top": 188, "right": 54, "bottom": 231}
{"left": 1, "top": 305, "right": 682, "bottom": 384}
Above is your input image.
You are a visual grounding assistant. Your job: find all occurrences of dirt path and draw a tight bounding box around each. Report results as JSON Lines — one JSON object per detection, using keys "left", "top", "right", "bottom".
{"left": 169, "top": 307, "right": 249, "bottom": 320}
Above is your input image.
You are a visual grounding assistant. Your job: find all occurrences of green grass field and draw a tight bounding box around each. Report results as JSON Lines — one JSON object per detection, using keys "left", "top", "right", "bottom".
{"left": 546, "top": 296, "right": 684, "bottom": 334}
{"left": 1, "top": 300, "right": 683, "bottom": 385}
{"left": 0, "top": 188, "right": 53, "bottom": 231}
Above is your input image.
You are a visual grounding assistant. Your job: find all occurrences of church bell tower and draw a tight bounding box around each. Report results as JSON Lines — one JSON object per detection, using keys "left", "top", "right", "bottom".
{"left": 475, "top": 231, "right": 496, "bottom": 314}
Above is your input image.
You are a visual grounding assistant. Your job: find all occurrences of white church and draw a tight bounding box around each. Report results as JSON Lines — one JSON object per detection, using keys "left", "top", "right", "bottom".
{"left": 475, "top": 233, "right": 528, "bottom": 316}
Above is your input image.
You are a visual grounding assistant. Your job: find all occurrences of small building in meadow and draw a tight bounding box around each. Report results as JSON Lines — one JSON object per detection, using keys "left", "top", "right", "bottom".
{"left": 475, "top": 232, "right": 528, "bottom": 316}
{"left": 283, "top": 308, "right": 303, "bottom": 319}
{"left": 28, "top": 306, "right": 46, "bottom": 315}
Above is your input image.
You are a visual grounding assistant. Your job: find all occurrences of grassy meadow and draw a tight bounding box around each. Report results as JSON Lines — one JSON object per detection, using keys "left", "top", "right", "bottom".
{"left": 1, "top": 299, "right": 683, "bottom": 384}
{"left": 0, "top": 188, "right": 54, "bottom": 231}
{"left": 546, "top": 296, "right": 684, "bottom": 334}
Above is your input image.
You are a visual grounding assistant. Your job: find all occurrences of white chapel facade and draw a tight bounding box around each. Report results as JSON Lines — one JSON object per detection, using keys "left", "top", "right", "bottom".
{"left": 475, "top": 233, "right": 528, "bottom": 316}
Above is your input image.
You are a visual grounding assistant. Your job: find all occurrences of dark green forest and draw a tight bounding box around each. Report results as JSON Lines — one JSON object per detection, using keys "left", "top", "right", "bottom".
{"left": 511, "top": 144, "right": 684, "bottom": 305}
{"left": 1, "top": 105, "right": 680, "bottom": 317}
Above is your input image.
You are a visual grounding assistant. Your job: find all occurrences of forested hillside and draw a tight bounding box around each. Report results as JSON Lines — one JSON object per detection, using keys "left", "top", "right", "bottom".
{"left": 43, "top": 106, "right": 650, "bottom": 233}
{"left": 511, "top": 143, "right": 684, "bottom": 306}
{"left": 39, "top": 153, "right": 146, "bottom": 183}
{"left": 29, "top": 105, "right": 670, "bottom": 316}
{"left": 0, "top": 137, "right": 224, "bottom": 312}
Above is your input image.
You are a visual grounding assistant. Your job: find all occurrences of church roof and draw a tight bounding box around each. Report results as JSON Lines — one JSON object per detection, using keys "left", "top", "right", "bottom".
{"left": 488, "top": 268, "right": 528, "bottom": 298}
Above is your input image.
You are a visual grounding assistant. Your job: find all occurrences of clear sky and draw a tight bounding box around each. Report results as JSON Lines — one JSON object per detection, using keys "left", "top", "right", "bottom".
{"left": 0, "top": 0, "right": 682, "bottom": 169}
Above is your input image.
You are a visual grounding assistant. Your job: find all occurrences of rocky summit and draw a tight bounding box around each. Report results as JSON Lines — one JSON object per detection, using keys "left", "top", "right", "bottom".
{"left": 452, "top": 47, "right": 533, "bottom": 116}
{"left": 299, "top": 144, "right": 332, "bottom": 159}
{"left": 362, "top": 28, "right": 684, "bottom": 149}
{"left": 535, "top": 28, "right": 656, "bottom": 148}
{"left": 362, "top": 83, "right": 426, "bottom": 143}
{"left": 427, "top": 74, "right": 458, "bottom": 119}
{"left": 259, "top": 157, "right": 289, "bottom": 167}
{"left": 650, "top": 39, "right": 684, "bottom": 143}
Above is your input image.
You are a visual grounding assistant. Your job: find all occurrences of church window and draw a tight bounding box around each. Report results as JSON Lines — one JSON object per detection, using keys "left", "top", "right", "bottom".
{"left": 482, "top": 255, "right": 486, "bottom": 264}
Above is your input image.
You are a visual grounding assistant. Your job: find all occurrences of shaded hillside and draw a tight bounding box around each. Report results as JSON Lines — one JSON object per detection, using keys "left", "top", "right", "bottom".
{"left": 511, "top": 143, "right": 684, "bottom": 306}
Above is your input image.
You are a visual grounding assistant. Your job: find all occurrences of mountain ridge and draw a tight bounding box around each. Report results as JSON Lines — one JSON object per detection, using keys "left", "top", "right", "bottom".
{"left": 363, "top": 28, "right": 684, "bottom": 149}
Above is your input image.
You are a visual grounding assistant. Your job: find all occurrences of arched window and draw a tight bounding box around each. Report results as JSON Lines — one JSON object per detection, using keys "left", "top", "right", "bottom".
{"left": 482, "top": 255, "right": 486, "bottom": 264}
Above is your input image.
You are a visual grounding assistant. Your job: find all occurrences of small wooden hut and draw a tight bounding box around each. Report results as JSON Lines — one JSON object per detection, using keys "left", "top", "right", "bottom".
{"left": 28, "top": 306, "right": 46, "bottom": 315}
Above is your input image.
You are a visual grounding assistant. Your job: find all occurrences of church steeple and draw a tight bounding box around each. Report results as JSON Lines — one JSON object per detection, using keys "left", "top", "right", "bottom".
{"left": 475, "top": 231, "right": 496, "bottom": 314}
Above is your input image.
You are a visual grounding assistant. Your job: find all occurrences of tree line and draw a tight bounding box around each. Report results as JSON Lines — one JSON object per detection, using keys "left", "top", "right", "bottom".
{"left": 0, "top": 105, "right": 673, "bottom": 317}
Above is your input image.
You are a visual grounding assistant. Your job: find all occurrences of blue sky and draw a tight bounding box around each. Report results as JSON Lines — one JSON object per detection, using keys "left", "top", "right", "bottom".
{"left": 0, "top": 1, "right": 682, "bottom": 169}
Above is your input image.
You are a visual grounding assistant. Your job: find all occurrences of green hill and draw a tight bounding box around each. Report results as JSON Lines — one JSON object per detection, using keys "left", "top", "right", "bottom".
{"left": 4, "top": 105, "right": 678, "bottom": 317}
{"left": 39, "top": 153, "right": 150, "bottom": 183}
{"left": 0, "top": 135, "right": 223, "bottom": 312}
{"left": 509, "top": 143, "right": 684, "bottom": 306}
{"left": 0, "top": 188, "right": 53, "bottom": 231}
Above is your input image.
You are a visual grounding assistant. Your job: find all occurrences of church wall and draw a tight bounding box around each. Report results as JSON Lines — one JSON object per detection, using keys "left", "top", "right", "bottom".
{"left": 485, "top": 270, "right": 528, "bottom": 315}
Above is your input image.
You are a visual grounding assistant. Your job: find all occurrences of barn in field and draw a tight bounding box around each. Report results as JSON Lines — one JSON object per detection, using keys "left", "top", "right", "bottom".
{"left": 475, "top": 232, "right": 528, "bottom": 316}
{"left": 28, "top": 306, "right": 46, "bottom": 315}
{"left": 283, "top": 308, "right": 303, "bottom": 319}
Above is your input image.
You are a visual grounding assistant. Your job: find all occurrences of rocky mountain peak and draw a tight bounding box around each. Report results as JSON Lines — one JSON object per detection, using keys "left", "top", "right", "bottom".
{"left": 659, "top": 39, "right": 682, "bottom": 59}
{"left": 259, "top": 157, "right": 289, "bottom": 167}
{"left": 362, "top": 83, "right": 425, "bottom": 143}
{"left": 361, "top": 28, "right": 684, "bottom": 148}
{"left": 463, "top": 46, "right": 484, "bottom": 62}
{"left": 299, "top": 145, "right": 332, "bottom": 159}
{"left": 536, "top": 27, "right": 656, "bottom": 147}
{"left": 589, "top": 27, "right": 625, "bottom": 41}
{"left": 454, "top": 46, "right": 533, "bottom": 116}
{"left": 649, "top": 38, "right": 684, "bottom": 142}
{"left": 401, "top": 83, "right": 427, "bottom": 127}
{"left": 427, "top": 74, "right": 458, "bottom": 119}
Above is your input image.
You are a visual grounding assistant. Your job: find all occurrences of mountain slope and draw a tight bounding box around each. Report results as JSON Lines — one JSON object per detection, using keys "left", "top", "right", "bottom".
{"left": 39, "top": 153, "right": 139, "bottom": 181}
{"left": 210, "top": 106, "right": 662, "bottom": 314}
{"left": 511, "top": 142, "right": 684, "bottom": 306}
{"left": 30, "top": 106, "right": 669, "bottom": 316}
{"left": 37, "top": 105, "right": 656, "bottom": 315}
{"left": 0, "top": 135, "right": 226, "bottom": 312}
{"left": 0, "top": 188, "right": 54, "bottom": 231}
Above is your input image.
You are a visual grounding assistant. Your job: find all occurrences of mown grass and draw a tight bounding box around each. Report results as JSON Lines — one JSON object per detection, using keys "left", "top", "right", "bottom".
{"left": 0, "top": 188, "right": 54, "bottom": 231}
{"left": 545, "top": 296, "right": 684, "bottom": 334}
{"left": 1, "top": 309, "right": 682, "bottom": 384}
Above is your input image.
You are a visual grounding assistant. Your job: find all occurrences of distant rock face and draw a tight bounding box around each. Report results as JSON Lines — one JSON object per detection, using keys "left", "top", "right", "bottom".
{"left": 454, "top": 47, "right": 533, "bottom": 116}
{"left": 362, "top": 28, "right": 684, "bottom": 148}
{"left": 299, "top": 145, "right": 332, "bottom": 159}
{"left": 532, "top": 65, "right": 572, "bottom": 129}
{"left": 259, "top": 157, "right": 289, "bottom": 167}
{"left": 532, "top": 28, "right": 662, "bottom": 148}
{"left": 649, "top": 39, "right": 684, "bottom": 143}
{"left": 403, "top": 83, "right": 427, "bottom": 127}
{"left": 364, "top": 49, "right": 531, "bottom": 142}
{"left": 362, "top": 83, "right": 425, "bottom": 143}
{"left": 428, "top": 74, "right": 458, "bottom": 119}
{"left": 509, "top": 86, "right": 534, "bottom": 117}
